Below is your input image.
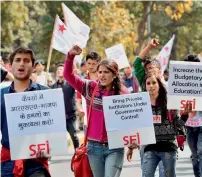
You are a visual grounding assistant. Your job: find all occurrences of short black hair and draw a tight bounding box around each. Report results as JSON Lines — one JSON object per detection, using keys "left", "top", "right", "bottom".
{"left": 164, "top": 69, "right": 169, "bottom": 74}
{"left": 142, "top": 55, "right": 152, "bottom": 67}
{"left": 86, "top": 52, "right": 101, "bottom": 62}
{"left": 9, "top": 47, "right": 36, "bottom": 66}
{"left": 56, "top": 63, "right": 64, "bottom": 69}
{"left": 183, "top": 54, "right": 200, "bottom": 62}
{"left": 80, "top": 61, "right": 86, "bottom": 67}
{"left": 144, "top": 58, "right": 161, "bottom": 68}
{"left": 35, "top": 59, "right": 45, "bottom": 66}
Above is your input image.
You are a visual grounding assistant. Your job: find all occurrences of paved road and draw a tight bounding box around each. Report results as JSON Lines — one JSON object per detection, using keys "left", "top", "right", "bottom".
{"left": 0, "top": 132, "right": 194, "bottom": 176}
{"left": 50, "top": 143, "right": 194, "bottom": 177}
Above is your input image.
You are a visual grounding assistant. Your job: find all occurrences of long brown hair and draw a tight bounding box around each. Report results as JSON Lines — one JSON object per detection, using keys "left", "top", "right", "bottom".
{"left": 144, "top": 72, "right": 167, "bottom": 108}
{"left": 97, "top": 59, "right": 121, "bottom": 95}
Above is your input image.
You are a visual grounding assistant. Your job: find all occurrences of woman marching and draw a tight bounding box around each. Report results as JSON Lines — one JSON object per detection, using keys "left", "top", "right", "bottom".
{"left": 64, "top": 45, "right": 128, "bottom": 177}
{"left": 127, "top": 72, "right": 192, "bottom": 177}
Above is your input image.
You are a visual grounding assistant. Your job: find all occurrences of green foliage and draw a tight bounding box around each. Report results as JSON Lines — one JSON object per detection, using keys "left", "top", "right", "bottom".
{"left": 1, "top": 1, "right": 202, "bottom": 67}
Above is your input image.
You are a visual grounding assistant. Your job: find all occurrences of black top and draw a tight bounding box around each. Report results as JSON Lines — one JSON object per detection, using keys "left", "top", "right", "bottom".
{"left": 144, "top": 105, "right": 188, "bottom": 153}
{"left": 51, "top": 79, "right": 76, "bottom": 119}
{"left": 1, "top": 68, "right": 8, "bottom": 82}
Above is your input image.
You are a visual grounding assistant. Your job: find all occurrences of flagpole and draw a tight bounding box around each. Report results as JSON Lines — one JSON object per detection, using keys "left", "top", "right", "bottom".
{"left": 46, "top": 15, "right": 58, "bottom": 86}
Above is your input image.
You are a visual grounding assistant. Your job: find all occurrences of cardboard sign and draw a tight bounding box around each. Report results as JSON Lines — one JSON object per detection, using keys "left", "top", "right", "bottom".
{"left": 103, "top": 92, "right": 156, "bottom": 149}
{"left": 105, "top": 44, "right": 129, "bottom": 70}
{"left": 168, "top": 61, "right": 202, "bottom": 111}
{"left": 4, "top": 89, "right": 68, "bottom": 160}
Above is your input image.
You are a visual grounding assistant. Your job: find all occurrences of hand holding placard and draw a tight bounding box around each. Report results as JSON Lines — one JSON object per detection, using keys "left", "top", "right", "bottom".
{"left": 181, "top": 102, "right": 192, "bottom": 116}
{"left": 36, "top": 150, "right": 49, "bottom": 161}
{"left": 127, "top": 142, "right": 140, "bottom": 162}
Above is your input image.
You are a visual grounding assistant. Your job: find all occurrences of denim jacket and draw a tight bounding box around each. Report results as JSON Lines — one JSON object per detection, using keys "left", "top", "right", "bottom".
{"left": 1, "top": 80, "right": 49, "bottom": 149}
{"left": 1, "top": 81, "right": 49, "bottom": 176}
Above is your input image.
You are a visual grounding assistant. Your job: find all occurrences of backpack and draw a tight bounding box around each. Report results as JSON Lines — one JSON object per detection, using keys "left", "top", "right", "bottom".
{"left": 168, "top": 110, "right": 186, "bottom": 151}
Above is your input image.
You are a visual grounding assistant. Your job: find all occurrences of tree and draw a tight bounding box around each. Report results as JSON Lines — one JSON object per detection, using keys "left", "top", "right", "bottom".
{"left": 1, "top": 1, "right": 47, "bottom": 60}
{"left": 1, "top": 1, "right": 201, "bottom": 66}
{"left": 88, "top": 2, "right": 138, "bottom": 61}
{"left": 151, "top": 1, "right": 202, "bottom": 60}
{"left": 1, "top": 2, "right": 29, "bottom": 56}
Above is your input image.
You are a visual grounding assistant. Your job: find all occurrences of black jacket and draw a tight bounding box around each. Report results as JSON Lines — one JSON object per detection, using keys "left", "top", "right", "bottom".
{"left": 1, "top": 68, "right": 8, "bottom": 83}
{"left": 51, "top": 79, "right": 76, "bottom": 119}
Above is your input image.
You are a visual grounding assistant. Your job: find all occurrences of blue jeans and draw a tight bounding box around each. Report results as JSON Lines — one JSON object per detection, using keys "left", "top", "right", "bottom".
{"left": 186, "top": 126, "right": 202, "bottom": 177}
{"left": 142, "top": 151, "right": 177, "bottom": 177}
{"left": 87, "top": 141, "right": 124, "bottom": 177}
{"left": 140, "top": 146, "right": 165, "bottom": 177}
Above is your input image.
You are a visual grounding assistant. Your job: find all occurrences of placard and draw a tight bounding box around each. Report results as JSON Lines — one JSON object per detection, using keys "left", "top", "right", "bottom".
{"left": 5, "top": 89, "right": 68, "bottom": 160}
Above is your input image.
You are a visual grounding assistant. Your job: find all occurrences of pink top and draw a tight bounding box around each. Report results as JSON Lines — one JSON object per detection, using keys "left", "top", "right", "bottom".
{"left": 64, "top": 54, "right": 128, "bottom": 142}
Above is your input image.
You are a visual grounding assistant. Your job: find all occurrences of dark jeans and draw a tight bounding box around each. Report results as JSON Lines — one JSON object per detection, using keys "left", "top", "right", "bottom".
{"left": 140, "top": 145, "right": 165, "bottom": 177}
{"left": 28, "top": 170, "right": 47, "bottom": 177}
{"left": 1, "top": 160, "right": 49, "bottom": 177}
{"left": 186, "top": 126, "right": 202, "bottom": 177}
{"left": 66, "top": 117, "right": 79, "bottom": 149}
{"left": 142, "top": 151, "right": 177, "bottom": 177}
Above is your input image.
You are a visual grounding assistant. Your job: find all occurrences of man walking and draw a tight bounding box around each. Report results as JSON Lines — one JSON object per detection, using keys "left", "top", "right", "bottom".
{"left": 51, "top": 63, "right": 79, "bottom": 150}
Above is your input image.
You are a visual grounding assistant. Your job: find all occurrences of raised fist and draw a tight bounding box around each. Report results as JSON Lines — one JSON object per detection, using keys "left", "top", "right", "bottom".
{"left": 149, "top": 39, "right": 159, "bottom": 48}
{"left": 69, "top": 45, "right": 82, "bottom": 56}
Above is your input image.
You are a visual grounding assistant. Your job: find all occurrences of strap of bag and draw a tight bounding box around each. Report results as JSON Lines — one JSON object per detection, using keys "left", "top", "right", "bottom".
{"left": 84, "top": 84, "right": 98, "bottom": 146}
{"left": 168, "top": 110, "right": 172, "bottom": 123}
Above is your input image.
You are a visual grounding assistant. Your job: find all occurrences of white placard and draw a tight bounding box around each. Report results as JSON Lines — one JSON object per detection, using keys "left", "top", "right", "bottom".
{"left": 167, "top": 95, "right": 202, "bottom": 111}
{"left": 103, "top": 92, "right": 154, "bottom": 131}
{"left": 10, "top": 133, "right": 68, "bottom": 160}
{"left": 4, "top": 89, "right": 68, "bottom": 160}
{"left": 168, "top": 61, "right": 202, "bottom": 110}
{"left": 105, "top": 44, "right": 129, "bottom": 70}
{"left": 185, "top": 111, "right": 202, "bottom": 127}
{"left": 103, "top": 92, "right": 156, "bottom": 149}
{"left": 107, "top": 127, "right": 156, "bottom": 149}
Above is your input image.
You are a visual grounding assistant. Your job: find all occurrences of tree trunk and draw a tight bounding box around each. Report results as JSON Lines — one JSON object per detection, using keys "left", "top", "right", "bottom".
{"left": 134, "top": 2, "right": 153, "bottom": 56}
